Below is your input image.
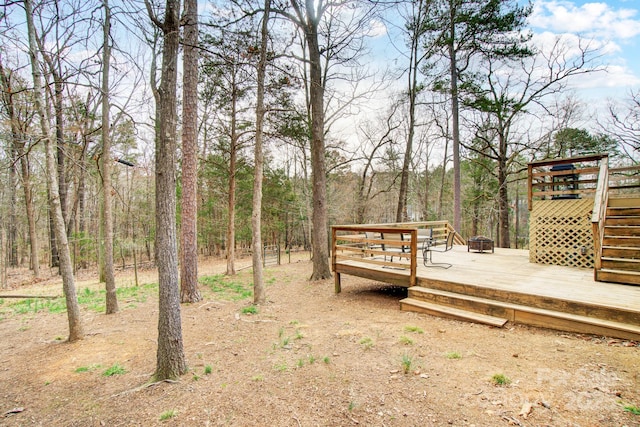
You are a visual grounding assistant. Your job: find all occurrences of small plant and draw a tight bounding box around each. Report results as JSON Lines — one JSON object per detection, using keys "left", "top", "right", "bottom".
{"left": 445, "top": 351, "right": 462, "bottom": 359}
{"left": 296, "top": 358, "right": 305, "bottom": 368}
{"left": 399, "top": 336, "right": 414, "bottom": 346}
{"left": 281, "top": 336, "right": 290, "bottom": 347}
{"left": 278, "top": 327, "right": 285, "bottom": 338}
{"left": 159, "top": 410, "right": 176, "bottom": 421}
{"left": 401, "top": 354, "right": 413, "bottom": 374}
{"left": 359, "top": 337, "right": 374, "bottom": 350}
{"left": 491, "top": 373, "right": 511, "bottom": 386}
{"left": 308, "top": 355, "right": 316, "bottom": 364}
{"left": 289, "top": 320, "right": 299, "bottom": 325}
{"left": 323, "top": 356, "right": 331, "bottom": 364}
{"left": 623, "top": 403, "right": 640, "bottom": 415}
{"left": 204, "top": 365, "right": 212, "bottom": 375}
{"left": 75, "top": 364, "right": 100, "bottom": 373}
{"left": 252, "top": 375, "right": 264, "bottom": 381}
{"left": 348, "top": 401, "right": 357, "bottom": 411}
{"left": 102, "top": 363, "right": 126, "bottom": 377}
{"left": 274, "top": 362, "right": 288, "bottom": 372}
{"left": 404, "top": 325, "right": 424, "bottom": 334}
{"left": 192, "top": 373, "right": 201, "bottom": 381}
{"left": 241, "top": 305, "right": 258, "bottom": 315}
{"left": 294, "top": 330, "right": 304, "bottom": 340}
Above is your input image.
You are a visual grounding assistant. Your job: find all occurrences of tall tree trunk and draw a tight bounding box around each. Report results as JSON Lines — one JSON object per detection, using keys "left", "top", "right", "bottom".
{"left": 179, "top": 0, "right": 201, "bottom": 303}
{"left": 448, "top": 3, "right": 462, "bottom": 233}
{"left": 146, "top": 0, "right": 188, "bottom": 380}
{"left": 304, "top": 10, "right": 331, "bottom": 280}
{"left": 25, "top": 0, "right": 83, "bottom": 342}
{"left": 8, "top": 144, "right": 18, "bottom": 267}
{"left": 498, "top": 133, "right": 510, "bottom": 247}
{"left": 252, "top": 0, "right": 271, "bottom": 305}
{"left": 226, "top": 85, "right": 238, "bottom": 276}
{"left": 102, "top": 0, "right": 118, "bottom": 314}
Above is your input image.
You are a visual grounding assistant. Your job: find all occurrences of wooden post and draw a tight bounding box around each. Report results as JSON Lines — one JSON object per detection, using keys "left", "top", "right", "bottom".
{"left": 331, "top": 227, "right": 341, "bottom": 293}
{"left": 409, "top": 228, "right": 417, "bottom": 287}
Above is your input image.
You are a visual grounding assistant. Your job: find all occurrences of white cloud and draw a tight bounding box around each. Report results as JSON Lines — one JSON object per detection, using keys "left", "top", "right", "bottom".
{"left": 529, "top": 1, "right": 640, "bottom": 40}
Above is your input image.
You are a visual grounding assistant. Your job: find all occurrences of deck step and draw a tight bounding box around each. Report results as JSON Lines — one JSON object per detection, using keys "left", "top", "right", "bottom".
{"left": 402, "top": 288, "right": 640, "bottom": 340}
{"left": 601, "top": 257, "right": 640, "bottom": 271}
{"left": 399, "top": 298, "right": 508, "bottom": 328}
{"left": 597, "top": 269, "right": 640, "bottom": 286}
{"left": 602, "top": 246, "right": 640, "bottom": 259}
{"left": 606, "top": 216, "right": 640, "bottom": 226}
{"left": 604, "top": 225, "right": 640, "bottom": 237}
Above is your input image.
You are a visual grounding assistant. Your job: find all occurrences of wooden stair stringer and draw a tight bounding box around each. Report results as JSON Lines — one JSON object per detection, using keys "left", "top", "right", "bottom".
{"left": 402, "top": 287, "right": 640, "bottom": 341}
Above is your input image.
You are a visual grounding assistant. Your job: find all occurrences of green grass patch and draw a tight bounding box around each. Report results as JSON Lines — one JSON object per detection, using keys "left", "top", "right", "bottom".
{"left": 403, "top": 325, "right": 424, "bottom": 334}
{"left": 359, "top": 337, "right": 374, "bottom": 350}
{"left": 204, "top": 365, "right": 212, "bottom": 375}
{"left": 159, "top": 410, "right": 176, "bottom": 421}
{"left": 491, "top": 373, "right": 511, "bottom": 386}
{"left": 74, "top": 364, "right": 101, "bottom": 373}
{"left": 199, "top": 274, "right": 252, "bottom": 301}
{"left": 399, "top": 336, "right": 414, "bottom": 345}
{"left": 445, "top": 351, "right": 462, "bottom": 359}
{"left": 1, "top": 283, "right": 157, "bottom": 318}
{"left": 623, "top": 403, "right": 640, "bottom": 415}
{"left": 102, "top": 363, "right": 126, "bottom": 377}
{"left": 241, "top": 305, "right": 258, "bottom": 315}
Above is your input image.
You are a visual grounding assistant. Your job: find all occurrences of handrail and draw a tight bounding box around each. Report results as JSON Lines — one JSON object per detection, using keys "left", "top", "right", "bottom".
{"left": 591, "top": 159, "right": 609, "bottom": 276}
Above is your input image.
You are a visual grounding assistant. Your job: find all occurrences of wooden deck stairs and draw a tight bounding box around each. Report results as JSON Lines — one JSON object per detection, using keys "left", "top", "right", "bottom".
{"left": 596, "top": 197, "right": 640, "bottom": 285}
{"left": 400, "top": 279, "right": 640, "bottom": 341}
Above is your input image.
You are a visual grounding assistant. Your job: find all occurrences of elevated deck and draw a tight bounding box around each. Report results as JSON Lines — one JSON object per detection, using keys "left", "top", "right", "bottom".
{"left": 334, "top": 245, "right": 640, "bottom": 340}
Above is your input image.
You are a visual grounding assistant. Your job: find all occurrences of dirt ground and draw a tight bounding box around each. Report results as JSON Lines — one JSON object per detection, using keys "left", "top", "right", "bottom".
{"left": 1, "top": 255, "right": 639, "bottom": 427}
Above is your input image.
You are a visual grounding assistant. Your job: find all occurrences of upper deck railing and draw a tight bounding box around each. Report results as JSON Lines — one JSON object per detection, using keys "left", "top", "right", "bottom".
{"left": 527, "top": 154, "right": 640, "bottom": 210}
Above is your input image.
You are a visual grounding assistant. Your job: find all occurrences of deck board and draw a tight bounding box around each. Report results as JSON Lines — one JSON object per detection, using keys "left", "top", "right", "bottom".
{"left": 413, "top": 246, "right": 640, "bottom": 312}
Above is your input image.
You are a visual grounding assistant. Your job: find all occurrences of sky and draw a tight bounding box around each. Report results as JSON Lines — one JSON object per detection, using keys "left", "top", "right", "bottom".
{"left": 526, "top": 0, "right": 640, "bottom": 98}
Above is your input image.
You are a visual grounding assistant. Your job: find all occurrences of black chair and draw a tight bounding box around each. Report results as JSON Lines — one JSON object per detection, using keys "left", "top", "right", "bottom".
{"left": 422, "top": 230, "right": 455, "bottom": 268}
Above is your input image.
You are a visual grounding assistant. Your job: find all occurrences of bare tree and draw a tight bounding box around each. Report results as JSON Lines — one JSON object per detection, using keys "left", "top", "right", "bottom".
{"left": 463, "top": 37, "right": 602, "bottom": 247}
{"left": 25, "top": 0, "right": 83, "bottom": 341}
{"left": 145, "top": 0, "right": 188, "bottom": 380}
{"left": 179, "top": 0, "right": 201, "bottom": 303}
{"left": 605, "top": 90, "right": 640, "bottom": 158}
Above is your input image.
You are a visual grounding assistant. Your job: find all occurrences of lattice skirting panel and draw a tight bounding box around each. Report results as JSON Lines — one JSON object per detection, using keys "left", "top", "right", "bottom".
{"left": 529, "top": 199, "right": 594, "bottom": 269}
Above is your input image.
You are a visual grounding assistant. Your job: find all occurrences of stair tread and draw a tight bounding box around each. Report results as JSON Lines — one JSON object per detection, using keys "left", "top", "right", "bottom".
{"left": 599, "top": 268, "right": 640, "bottom": 276}
{"left": 406, "top": 287, "right": 640, "bottom": 334}
{"left": 400, "top": 298, "right": 508, "bottom": 327}
{"left": 602, "top": 257, "right": 640, "bottom": 262}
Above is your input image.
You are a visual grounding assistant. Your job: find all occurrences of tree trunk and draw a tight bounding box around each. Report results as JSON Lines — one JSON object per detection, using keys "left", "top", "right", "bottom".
{"left": 252, "top": 0, "right": 271, "bottom": 305}
{"left": 149, "top": 0, "right": 188, "bottom": 380}
{"left": 102, "top": 0, "right": 118, "bottom": 314}
{"left": 305, "top": 11, "right": 331, "bottom": 280}
{"left": 498, "top": 133, "right": 510, "bottom": 248}
{"left": 179, "top": 0, "right": 201, "bottom": 303}
{"left": 226, "top": 84, "right": 238, "bottom": 276}
{"left": 25, "top": 0, "right": 83, "bottom": 342}
{"left": 448, "top": 3, "right": 462, "bottom": 233}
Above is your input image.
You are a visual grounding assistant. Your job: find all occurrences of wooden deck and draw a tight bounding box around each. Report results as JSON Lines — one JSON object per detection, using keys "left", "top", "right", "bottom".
{"left": 334, "top": 245, "right": 640, "bottom": 340}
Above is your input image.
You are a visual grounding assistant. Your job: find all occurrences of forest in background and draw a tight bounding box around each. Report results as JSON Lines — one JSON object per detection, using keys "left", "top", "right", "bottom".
{"left": 0, "top": 0, "right": 638, "bottom": 277}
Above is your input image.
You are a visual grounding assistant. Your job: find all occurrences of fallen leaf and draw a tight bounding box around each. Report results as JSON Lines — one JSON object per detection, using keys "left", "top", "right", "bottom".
{"left": 4, "top": 407, "right": 24, "bottom": 416}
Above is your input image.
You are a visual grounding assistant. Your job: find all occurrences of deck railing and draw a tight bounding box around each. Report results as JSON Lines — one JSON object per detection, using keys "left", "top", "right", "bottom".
{"left": 527, "top": 154, "right": 609, "bottom": 210}
{"left": 331, "top": 221, "right": 461, "bottom": 293}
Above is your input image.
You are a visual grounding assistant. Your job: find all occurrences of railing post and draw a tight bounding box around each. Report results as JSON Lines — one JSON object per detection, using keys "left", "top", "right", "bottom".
{"left": 410, "top": 229, "right": 417, "bottom": 287}
{"left": 332, "top": 227, "right": 341, "bottom": 293}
